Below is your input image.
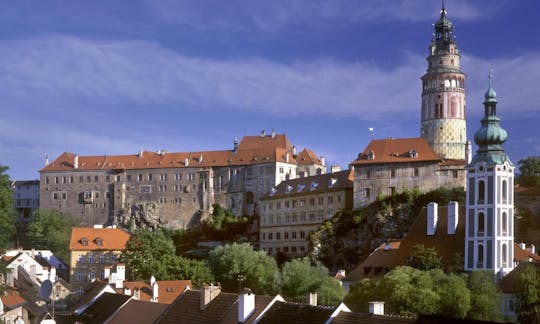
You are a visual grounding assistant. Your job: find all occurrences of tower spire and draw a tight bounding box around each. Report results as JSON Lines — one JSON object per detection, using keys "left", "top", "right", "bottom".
{"left": 441, "top": 0, "right": 447, "bottom": 18}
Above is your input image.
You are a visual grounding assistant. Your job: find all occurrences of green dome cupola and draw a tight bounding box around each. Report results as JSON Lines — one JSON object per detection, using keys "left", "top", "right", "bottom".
{"left": 470, "top": 75, "right": 511, "bottom": 166}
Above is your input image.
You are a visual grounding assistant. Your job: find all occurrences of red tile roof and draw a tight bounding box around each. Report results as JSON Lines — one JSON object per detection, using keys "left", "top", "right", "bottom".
{"left": 350, "top": 138, "right": 441, "bottom": 165}
{"left": 40, "top": 134, "right": 318, "bottom": 173}
{"left": 296, "top": 148, "right": 322, "bottom": 165}
{"left": 347, "top": 240, "right": 402, "bottom": 281}
{"left": 69, "top": 227, "right": 130, "bottom": 251}
{"left": 107, "top": 299, "right": 168, "bottom": 324}
{"left": 118, "top": 280, "right": 192, "bottom": 304}
{"left": 0, "top": 289, "right": 26, "bottom": 309}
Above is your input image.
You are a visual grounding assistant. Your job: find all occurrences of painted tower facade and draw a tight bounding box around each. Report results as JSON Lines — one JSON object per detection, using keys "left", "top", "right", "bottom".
{"left": 464, "top": 78, "right": 514, "bottom": 277}
{"left": 421, "top": 5, "right": 467, "bottom": 160}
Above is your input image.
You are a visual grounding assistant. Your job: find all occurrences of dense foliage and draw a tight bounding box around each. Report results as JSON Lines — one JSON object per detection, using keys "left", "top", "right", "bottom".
{"left": 208, "top": 242, "right": 281, "bottom": 295}
{"left": 121, "top": 228, "right": 213, "bottom": 287}
{"left": 516, "top": 264, "right": 540, "bottom": 323}
{"left": 309, "top": 188, "right": 465, "bottom": 270}
{"left": 26, "top": 209, "right": 80, "bottom": 262}
{"left": 406, "top": 244, "right": 443, "bottom": 271}
{"left": 518, "top": 156, "right": 540, "bottom": 188}
{"left": 0, "top": 165, "right": 15, "bottom": 250}
{"left": 345, "top": 266, "right": 500, "bottom": 320}
{"left": 173, "top": 204, "right": 255, "bottom": 256}
{"left": 280, "top": 258, "right": 345, "bottom": 306}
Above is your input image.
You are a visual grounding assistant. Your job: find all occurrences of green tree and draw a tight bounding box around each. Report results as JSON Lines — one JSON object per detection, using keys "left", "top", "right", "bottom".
{"left": 516, "top": 264, "right": 540, "bottom": 323}
{"left": 208, "top": 243, "right": 280, "bottom": 295}
{"left": 280, "top": 258, "right": 345, "bottom": 306}
{"left": 518, "top": 157, "right": 540, "bottom": 188}
{"left": 0, "top": 165, "right": 15, "bottom": 250}
{"left": 26, "top": 209, "right": 80, "bottom": 262}
{"left": 406, "top": 244, "right": 443, "bottom": 271}
{"left": 122, "top": 228, "right": 213, "bottom": 286}
{"left": 466, "top": 271, "right": 500, "bottom": 321}
{"left": 345, "top": 267, "right": 471, "bottom": 318}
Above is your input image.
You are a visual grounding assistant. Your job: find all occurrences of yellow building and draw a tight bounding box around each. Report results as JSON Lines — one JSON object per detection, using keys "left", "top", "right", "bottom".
{"left": 69, "top": 227, "right": 130, "bottom": 295}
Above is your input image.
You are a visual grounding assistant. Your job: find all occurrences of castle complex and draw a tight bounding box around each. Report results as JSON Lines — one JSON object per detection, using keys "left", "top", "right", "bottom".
{"left": 39, "top": 132, "right": 325, "bottom": 228}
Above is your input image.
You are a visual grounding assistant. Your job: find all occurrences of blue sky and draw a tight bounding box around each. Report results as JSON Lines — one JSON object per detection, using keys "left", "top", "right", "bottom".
{"left": 1, "top": 0, "right": 539, "bottom": 180}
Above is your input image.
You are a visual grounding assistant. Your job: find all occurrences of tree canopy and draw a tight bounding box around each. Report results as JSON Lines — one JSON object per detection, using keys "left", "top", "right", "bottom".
{"left": 26, "top": 209, "right": 80, "bottom": 263}
{"left": 345, "top": 266, "right": 499, "bottom": 319}
{"left": 208, "top": 243, "right": 281, "bottom": 295}
{"left": 516, "top": 263, "right": 540, "bottom": 323}
{"left": 518, "top": 156, "right": 540, "bottom": 188}
{"left": 280, "top": 258, "right": 345, "bottom": 306}
{"left": 0, "top": 165, "right": 15, "bottom": 250}
{"left": 406, "top": 244, "right": 443, "bottom": 271}
{"left": 121, "top": 228, "right": 213, "bottom": 287}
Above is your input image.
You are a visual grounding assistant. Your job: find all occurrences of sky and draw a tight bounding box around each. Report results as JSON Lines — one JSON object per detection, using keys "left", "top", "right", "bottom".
{"left": 1, "top": 0, "right": 539, "bottom": 180}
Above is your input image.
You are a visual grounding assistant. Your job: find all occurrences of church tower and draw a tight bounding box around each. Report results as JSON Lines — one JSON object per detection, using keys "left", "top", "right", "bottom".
{"left": 464, "top": 77, "right": 514, "bottom": 277}
{"left": 420, "top": 3, "right": 467, "bottom": 160}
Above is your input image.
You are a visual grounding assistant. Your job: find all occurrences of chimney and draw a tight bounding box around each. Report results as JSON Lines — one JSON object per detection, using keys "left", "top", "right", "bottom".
{"left": 45, "top": 154, "right": 49, "bottom": 166}
{"left": 529, "top": 244, "right": 536, "bottom": 255}
{"left": 199, "top": 154, "right": 203, "bottom": 164}
{"left": 138, "top": 150, "right": 144, "bottom": 158}
{"left": 49, "top": 266, "right": 57, "bottom": 281}
{"left": 260, "top": 130, "right": 266, "bottom": 137}
{"left": 103, "top": 267, "right": 111, "bottom": 281}
{"left": 200, "top": 284, "right": 221, "bottom": 310}
{"left": 123, "top": 287, "right": 132, "bottom": 295}
{"left": 331, "top": 165, "right": 341, "bottom": 173}
{"left": 133, "top": 287, "right": 141, "bottom": 300}
{"left": 368, "top": 301, "right": 385, "bottom": 315}
{"left": 307, "top": 292, "right": 317, "bottom": 306}
{"left": 427, "top": 202, "right": 438, "bottom": 236}
{"left": 73, "top": 155, "right": 79, "bottom": 169}
{"left": 271, "top": 129, "right": 276, "bottom": 138}
{"left": 292, "top": 145, "right": 297, "bottom": 156}
{"left": 286, "top": 153, "right": 290, "bottom": 163}
{"left": 185, "top": 157, "right": 189, "bottom": 166}
{"left": 519, "top": 242, "right": 526, "bottom": 250}
{"left": 233, "top": 137, "right": 239, "bottom": 154}
{"left": 150, "top": 275, "right": 156, "bottom": 286}
{"left": 238, "top": 288, "right": 255, "bottom": 323}
{"left": 447, "top": 201, "right": 459, "bottom": 235}
{"left": 321, "top": 156, "right": 326, "bottom": 166}
{"left": 151, "top": 282, "right": 159, "bottom": 303}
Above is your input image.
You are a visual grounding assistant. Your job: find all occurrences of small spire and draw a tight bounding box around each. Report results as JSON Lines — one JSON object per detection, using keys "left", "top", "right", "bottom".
{"left": 441, "top": 0, "right": 447, "bottom": 18}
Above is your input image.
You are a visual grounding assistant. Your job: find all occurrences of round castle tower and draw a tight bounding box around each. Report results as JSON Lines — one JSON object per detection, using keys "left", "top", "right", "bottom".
{"left": 420, "top": 4, "right": 467, "bottom": 160}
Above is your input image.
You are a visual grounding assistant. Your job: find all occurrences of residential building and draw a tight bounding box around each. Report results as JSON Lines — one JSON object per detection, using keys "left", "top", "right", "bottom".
{"left": 0, "top": 288, "right": 28, "bottom": 324}
{"left": 350, "top": 138, "right": 465, "bottom": 208}
{"left": 258, "top": 169, "right": 353, "bottom": 256}
{"left": 117, "top": 277, "right": 192, "bottom": 304}
{"left": 11, "top": 180, "right": 40, "bottom": 222}
{"left": 420, "top": 3, "right": 467, "bottom": 160}
{"left": 69, "top": 227, "right": 130, "bottom": 295}
{"left": 39, "top": 132, "right": 325, "bottom": 229}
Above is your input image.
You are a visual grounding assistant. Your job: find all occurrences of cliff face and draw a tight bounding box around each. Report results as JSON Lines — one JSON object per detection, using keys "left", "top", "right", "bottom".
{"left": 309, "top": 188, "right": 465, "bottom": 271}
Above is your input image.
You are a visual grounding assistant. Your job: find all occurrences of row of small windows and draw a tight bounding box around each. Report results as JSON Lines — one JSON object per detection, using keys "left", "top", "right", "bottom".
{"left": 262, "top": 231, "right": 306, "bottom": 241}
{"left": 44, "top": 172, "right": 197, "bottom": 185}
{"left": 263, "top": 195, "right": 340, "bottom": 211}
{"left": 262, "top": 211, "right": 332, "bottom": 225}
{"left": 422, "top": 77, "right": 464, "bottom": 90}
{"left": 362, "top": 168, "right": 421, "bottom": 179}
{"left": 263, "top": 246, "right": 306, "bottom": 254}
{"left": 475, "top": 243, "right": 509, "bottom": 269}
{"left": 475, "top": 179, "right": 509, "bottom": 205}
{"left": 77, "top": 253, "right": 117, "bottom": 264}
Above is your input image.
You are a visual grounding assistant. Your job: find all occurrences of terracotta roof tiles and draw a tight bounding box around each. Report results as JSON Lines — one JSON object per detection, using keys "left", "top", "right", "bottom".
{"left": 350, "top": 138, "right": 441, "bottom": 165}
{"left": 69, "top": 227, "right": 130, "bottom": 251}
{"left": 118, "top": 280, "right": 191, "bottom": 304}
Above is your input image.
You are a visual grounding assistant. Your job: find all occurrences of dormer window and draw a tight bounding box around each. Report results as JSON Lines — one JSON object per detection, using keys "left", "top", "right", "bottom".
{"left": 80, "top": 238, "right": 89, "bottom": 246}
{"left": 310, "top": 182, "right": 319, "bottom": 191}
{"left": 409, "top": 149, "right": 418, "bottom": 158}
{"left": 269, "top": 187, "right": 277, "bottom": 196}
{"left": 329, "top": 178, "right": 338, "bottom": 188}
{"left": 95, "top": 237, "right": 103, "bottom": 246}
{"left": 286, "top": 185, "right": 293, "bottom": 194}
{"left": 297, "top": 184, "right": 306, "bottom": 193}
{"left": 367, "top": 151, "right": 375, "bottom": 160}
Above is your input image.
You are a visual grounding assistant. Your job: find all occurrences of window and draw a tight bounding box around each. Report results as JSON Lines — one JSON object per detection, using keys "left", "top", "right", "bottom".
{"left": 140, "top": 185, "right": 151, "bottom": 194}
{"left": 309, "top": 198, "right": 315, "bottom": 206}
{"left": 100, "top": 254, "right": 106, "bottom": 263}
{"left": 262, "top": 233, "right": 266, "bottom": 241}
{"left": 477, "top": 244, "right": 484, "bottom": 268}
{"left": 291, "top": 246, "right": 297, "bottom": 253}
{"left": 62, "top": 192, "right": 67, "bottom": 199}
{"left": 138, "top": 174, "right": 143, "bottom": 181}
{"left": 276, "top": 202, "right": 281, "bottom": 209}
{"left": 453, "top": 170, "right": 459, "bottom": 178}
{"left": 292, "top": 200, "right": 297, "bottom": 208}
{"left": 52, "top": 193, "right": 58, "bottom": 200}
{"left": 106, "top": 175, "right": 110, "bottom": 182}
{"left": 88, "top": 254, "right": 95, "bottom": 264}
{"left": 502, "top": 180, "right": 508, "bottom": 203}
{"left": 77, "top": 271, "right": 84, "bottom": 281}
{"left": 478, "top": 180, "right": 485, "bottom": 204}
{"left": 300, "top": 231, "right": 306, "bottom": 239}
{"left": 279, "top": 167, "right": 284, "bottom": 174}
{"left": 94, "top": 191, "right": 100, "bottom": 199}
{"left": 116, "top": 175, "right": 121, "bottom": 182}
{"left": 175, "top": 173, "right": 182, "bottom": 180}
{"left": 111, "top": 254, "right": 117, "bottom": 263}
{"left": 366, "top": 170, "right": 371, "bottom": 179}
{"left": 390, "top": 169, "right": 396, "bottom": 178}
{"left": 389, "top": 187, "right": 396, "bottom": 195}
{"left": 309, "top": 213, "right": 315, "bottom": 221}
{"left": 148, "top": 174, "right": 153, "bottom": 181}
{"left": 477, "top": 212, "right": 485, "bottom": 236}
{"left": 276, "top": 232, "right": 281, "bottom": 240}
{"left": 45, "top": 177, "right": 49, "bottom": 184}
{"left": 160, "top": 174, "right": 167, "bottom": 181}
{"left": 95, "top": 175, "right": 99, "bottom": 182}
{"left": 328, "top": 196, "right": 334, "bottom": 204}
{"left": 292, "top": 232, "right": 297, "bottom": 239}
{"left": 502, "top": 212, "right": 508, "bottom": 235}
{"left": 285, "top": 201, "right": 290, "bottom": 208}
{"left": 299, "top": 199, "right": 305, "bottom": 207}
{"left": 87, "top": 176, "right": 91, "bottom": 182}
{"left": 127, "top": 175, "right": 132, "bottom": 182}
{"left": 54, "top": 176, "right": 58, "bottom": 184}
{"left": 414, "top": 168, "right": 419, "bottom": 177}
{"left": 502, "top": 243, "right": 508, "bottom": 268}
{"left": 284, "top": 232, "right": 289, "bottom": 239}
{"left": 268, "top": 233, "right": 273, "bottom": 240}
{"left": 365, "top": 188, "right": 371, "bottom": 200}
{"left": 106, "top": 191, "right": 112, "bottom": 199}
{"left": 318, "top": 197, "right": 324, "bottom": 205}
{"left": 95, "top": 238, "right": 103, "bottom": 246}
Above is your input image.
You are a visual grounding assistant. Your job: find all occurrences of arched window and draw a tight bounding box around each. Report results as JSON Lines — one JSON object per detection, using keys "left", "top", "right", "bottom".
{"left": 502, "top": 180, "right": 508, "bottom": 203}
{"left": 478, "top": 180, "right": 485, "bottom": 204}
{"left": 477, "top": 212, "right": 485, "bottom": 236}
{"left": 502, "top": 243, "right": 508, "bottom": 267}
{"left": 502, "top": 212, "right": 508, "bottom": 236}
{"left": 477, "top": 244, "right": 484, "bottom": 268}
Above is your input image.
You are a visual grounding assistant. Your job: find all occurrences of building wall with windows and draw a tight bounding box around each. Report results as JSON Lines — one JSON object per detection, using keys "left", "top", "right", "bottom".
{"left": 69, "top": 227, "right": 130, "bottom": 294}
{"left": 40, "top": 133, "right": 325, "bottom": 228}
{"left": 351, "top": 138, "right": 465, "bottom": 209}
{"left": 11, "top": 180, "right": 40, "bottom": 222}
{"left": 259, "top": 170, "right": 353, "bottom": 257}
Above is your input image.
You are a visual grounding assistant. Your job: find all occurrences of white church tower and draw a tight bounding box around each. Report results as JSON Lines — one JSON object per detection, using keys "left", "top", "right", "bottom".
{"left": 464, "top": 76, "right": 514, "bottom": 277}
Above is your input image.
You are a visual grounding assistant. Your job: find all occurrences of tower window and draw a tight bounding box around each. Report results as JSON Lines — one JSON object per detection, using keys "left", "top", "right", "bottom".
{"left": 502, "top": 212, "right": 508, "bottom": 236}
{"left": 502, "top": 180, "right": 508, "bottom": 203}
{"left": 478, "top": 180, "right": 485, "bottom": 204}
{"left": 501, "top": 243, "right": 508, "bottom": 268}
{"left": 477, "top": 212, "right": 485, "bottom": 236}
{"left": 477, "top": 244, "right": 484, "bottom": 268}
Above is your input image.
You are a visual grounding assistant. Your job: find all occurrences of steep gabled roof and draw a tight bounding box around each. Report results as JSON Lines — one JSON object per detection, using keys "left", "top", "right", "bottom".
{"left": 107, "top": 299, "right": 168, "bottom": 324}
{"left": 40, "top": 134, "right": 315, "bottom": 173}
{"left": 118, "top": 280, "right": 191, "bottom": 304}
{"left": 296, "top": 148, "right": 322, "bottom": 165}
{"left": 69, "top": 227, "right": 130, "bottom": 251}
{"left": 261, "top": 169, "right": 353, "bottom": 200}
{"left": 256, "top": 301, "right": 335, "bottom": 324}
{"left": 75, "top": 292, "right": 131, "bottom": 324}
{"left": 350, "top": 138, "right": 441, "bottom": 166}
